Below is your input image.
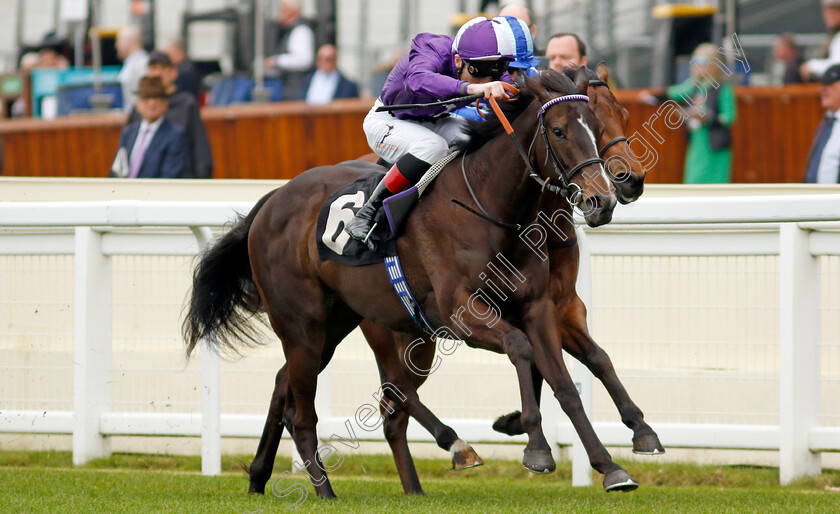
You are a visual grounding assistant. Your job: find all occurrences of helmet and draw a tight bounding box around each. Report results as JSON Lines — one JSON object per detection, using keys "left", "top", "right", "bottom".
{"left": 452, "top": 17, "right": 516, "bottom": 62}
{"left": 497, "top": 16, "right": 540, "bottom": 72}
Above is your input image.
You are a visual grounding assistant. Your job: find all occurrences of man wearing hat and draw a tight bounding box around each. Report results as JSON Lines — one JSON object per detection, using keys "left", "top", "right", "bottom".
{"left": 112, "top": 76, "right": 186, "bottom": 179}
{"left": 127, "top": 51, "right": 213, "bottom": 179}
{"left": 805, "top": 63, "right": 840, "bottom": 183}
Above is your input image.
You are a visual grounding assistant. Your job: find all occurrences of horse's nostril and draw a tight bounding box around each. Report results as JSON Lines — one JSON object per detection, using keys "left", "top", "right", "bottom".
{"left": 613, "top": 172, "right": 630, "bottom": 183}
{"left": 585, "top": 196, "right": 602, "bottom": 212}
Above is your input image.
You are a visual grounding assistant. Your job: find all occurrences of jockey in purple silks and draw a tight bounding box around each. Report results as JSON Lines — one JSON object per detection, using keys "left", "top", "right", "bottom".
{"left": 345, "top": 16, "right": 519, "bottom": 249}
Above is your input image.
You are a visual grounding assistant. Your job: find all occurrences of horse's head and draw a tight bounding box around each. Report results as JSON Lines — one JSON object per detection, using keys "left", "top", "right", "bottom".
{"left": 578, "top": 63, "right": 646, "bottom": 204}
{"left": 526, "top": 68, "right": 617, "bottom": 227}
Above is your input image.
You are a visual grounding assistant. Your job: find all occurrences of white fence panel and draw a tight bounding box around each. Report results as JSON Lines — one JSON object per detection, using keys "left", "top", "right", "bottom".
{"left": 1, "top": 195, "right": 839, "bottom": 485}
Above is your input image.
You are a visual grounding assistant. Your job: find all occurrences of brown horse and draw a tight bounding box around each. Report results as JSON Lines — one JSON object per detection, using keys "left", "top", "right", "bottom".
{"left": 243, "top": 64, "right": 656, "bottom": 497}
{"left": 184, "top": 69, "right": 630, "bottom": 499}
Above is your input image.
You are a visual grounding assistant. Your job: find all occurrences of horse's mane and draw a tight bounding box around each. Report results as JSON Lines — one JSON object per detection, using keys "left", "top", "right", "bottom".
{"left": 458, "top": 69, "right": 581, "bottom": 154}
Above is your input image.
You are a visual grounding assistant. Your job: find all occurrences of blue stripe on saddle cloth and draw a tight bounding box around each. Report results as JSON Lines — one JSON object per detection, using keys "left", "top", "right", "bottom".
{"left": 384, "top": 255, "right": 436, "bottom": 335}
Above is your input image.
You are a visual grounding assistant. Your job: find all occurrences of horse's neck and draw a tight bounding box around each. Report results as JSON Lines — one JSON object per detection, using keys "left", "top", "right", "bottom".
{"left": 538, "top": 191, "right": 577, "bottom": 243}
{"left": 463, "top": 103, "right": 542, "bottom": 226}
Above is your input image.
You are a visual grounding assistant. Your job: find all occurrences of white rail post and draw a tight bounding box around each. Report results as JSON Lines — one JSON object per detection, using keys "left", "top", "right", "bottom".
{"left": 572, "top": 227, "right": 594, "bottom": 487}
{"left": 191, "top": 226, "right": 222, "bottom": 476}
{"left": 73, "top": 227, "right": 112, "bottom": 465}
{"left": 779, "top": 223, "right": 821, "bottom": 484}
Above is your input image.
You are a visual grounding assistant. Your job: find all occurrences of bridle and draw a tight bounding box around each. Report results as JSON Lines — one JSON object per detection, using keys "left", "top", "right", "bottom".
{"left": 536, "top": 94, "right": 604, "bottom": 202}
{"left": 587, "top": 78, "right": 628, "bottom": 159}
{"left": 454, "top": 84, "right": 606, "bottom": 231}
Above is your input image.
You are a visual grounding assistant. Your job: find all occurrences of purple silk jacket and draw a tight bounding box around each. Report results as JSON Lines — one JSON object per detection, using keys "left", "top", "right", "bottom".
{"left": 380, "top": 33, "right": 510, "bottom": 121}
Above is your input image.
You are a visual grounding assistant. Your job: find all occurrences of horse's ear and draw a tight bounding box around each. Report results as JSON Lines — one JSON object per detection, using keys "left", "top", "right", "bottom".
{"left": 573, "top": 66, "right": 589, "bottom": 95}
{"left": 596, "top": 61, "right": 609, "bottom": 83}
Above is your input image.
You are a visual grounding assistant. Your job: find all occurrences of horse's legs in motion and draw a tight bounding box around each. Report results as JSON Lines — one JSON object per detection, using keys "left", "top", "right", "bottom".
{"left": 248, "top": 323, "right": 350, "bottom": 495}
{"left": 493, "top": 292, "right": 663, "bottom": 455}
{"left": 524, "top": 298, "right": 638, "bottom": 491}
{"left": 248, "top": 364, "right": 289, "bottom": 494}
{"left": 560, "top": 296, "right": 664, "bottom": 454}
{"left": 361, "top": 320, "right": 484, "bottom": 495}
{"left": 259, "top": 282, "right": 361, "bottom": 499}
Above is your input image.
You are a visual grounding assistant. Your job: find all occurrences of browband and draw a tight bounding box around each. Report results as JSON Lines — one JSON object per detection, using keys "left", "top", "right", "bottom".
{"left": 537, "top": 94, "right": 589, "bottom": 117}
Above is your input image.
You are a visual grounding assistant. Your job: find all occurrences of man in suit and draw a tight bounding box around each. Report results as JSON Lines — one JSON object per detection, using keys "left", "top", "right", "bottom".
{"left": 300, "top": 44, "right": 359, "bottom": 104}
{"left": 805, "top": 63, "right": 840, "bottom": 183}
{"left": 128, "top": 51, "right": 213, "bottom": 179}
{"left": 112, "top": 76, "right": 186, "bottom": 179}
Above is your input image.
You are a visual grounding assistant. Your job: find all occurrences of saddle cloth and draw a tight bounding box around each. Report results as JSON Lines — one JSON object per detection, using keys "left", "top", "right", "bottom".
{"left": 316, "top": 170, "right": 418, "bottom": 266}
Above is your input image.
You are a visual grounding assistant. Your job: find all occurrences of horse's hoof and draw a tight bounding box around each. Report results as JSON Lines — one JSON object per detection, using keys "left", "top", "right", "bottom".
{"left": 248, "top": 486, "right": 265, "bottom": 495}
{"left": 632, "top": 433, "right": 665, "bottom": 455}
{"left": 522, "top": 449, "right": 556, "bottom": 474}
{"left": 603, "top": 469, "right": 639, "bottom": 492}
{"left": 451, "top": 440, "right": 484, "bottom": 470}
{"left": 492, "top": 411, "right": 526, "bottom": 436}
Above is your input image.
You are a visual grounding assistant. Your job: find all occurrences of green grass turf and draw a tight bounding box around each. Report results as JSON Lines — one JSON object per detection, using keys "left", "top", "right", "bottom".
{"left": 1, "top": 451, "right": 838, "bottom": 513}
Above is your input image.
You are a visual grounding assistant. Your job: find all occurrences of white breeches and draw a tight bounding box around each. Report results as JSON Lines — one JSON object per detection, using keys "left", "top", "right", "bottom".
{"left": 364, "top": 99, "right": 469, "bottom": 164}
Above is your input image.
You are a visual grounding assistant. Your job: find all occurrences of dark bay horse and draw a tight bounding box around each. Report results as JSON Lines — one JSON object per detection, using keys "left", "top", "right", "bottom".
{"left": 184, "top": 69, "right": 629, "bottom": 499}
{"left": 243, "top": 64, "right": 656, "bottom": 497}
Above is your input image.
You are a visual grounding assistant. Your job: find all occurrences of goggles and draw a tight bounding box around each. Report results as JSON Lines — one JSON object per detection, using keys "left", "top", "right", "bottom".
{"left": 465, "top": 59, "right": 510, "bottom": 80}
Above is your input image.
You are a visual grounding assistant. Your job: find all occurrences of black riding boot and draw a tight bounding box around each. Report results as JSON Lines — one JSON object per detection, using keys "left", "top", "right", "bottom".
{"left": 344, "top": 177, "right": 393, "bottom": 249}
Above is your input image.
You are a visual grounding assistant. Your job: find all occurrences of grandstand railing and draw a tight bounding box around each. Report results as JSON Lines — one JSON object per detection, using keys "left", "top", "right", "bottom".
{"left": 0, "top": 194, "right": 838, "bottom": 486}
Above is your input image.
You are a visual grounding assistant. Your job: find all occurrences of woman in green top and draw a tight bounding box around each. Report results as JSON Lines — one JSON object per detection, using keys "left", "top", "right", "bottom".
{"left": 666, "top": 43, "right": 738, "bottom": 184}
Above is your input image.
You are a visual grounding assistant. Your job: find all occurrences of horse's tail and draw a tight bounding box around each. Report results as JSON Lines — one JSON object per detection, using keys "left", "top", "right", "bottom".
{"left": 182, "top": 191, "right": 274, "bottom": 358}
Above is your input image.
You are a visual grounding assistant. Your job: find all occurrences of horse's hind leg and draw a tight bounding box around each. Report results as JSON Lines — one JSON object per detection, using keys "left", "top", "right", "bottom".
{"left": 361, "top": 321, "right": 482, "bottom": 495}
{"left": 561, "top": 295, "right": 664, "bottom": 455}
{"left": 249, "top": 364, "right": 289, "bottom": 494}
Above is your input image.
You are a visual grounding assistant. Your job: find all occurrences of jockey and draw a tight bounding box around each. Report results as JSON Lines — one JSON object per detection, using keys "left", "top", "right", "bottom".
{"left": 345, "top": 17, "right": 518, "bottom": 248}
{"left": 451, "top": 15, "right": 541, "bottom": 120}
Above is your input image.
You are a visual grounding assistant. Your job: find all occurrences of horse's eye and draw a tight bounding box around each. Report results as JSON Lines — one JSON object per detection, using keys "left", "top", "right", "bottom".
{"left": 552, "top": 128, "right": 566, "bottom": 139}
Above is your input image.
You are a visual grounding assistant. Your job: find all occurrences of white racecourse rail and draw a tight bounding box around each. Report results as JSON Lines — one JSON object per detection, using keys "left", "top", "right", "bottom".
{"left": 1, "top": 194, "right": 839, "bottom": 486}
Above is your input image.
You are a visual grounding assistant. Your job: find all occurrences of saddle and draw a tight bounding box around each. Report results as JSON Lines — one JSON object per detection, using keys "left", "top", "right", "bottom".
{"left": 316, "top": 151, "right": 460, "bottom": 266}
{"left": 316, "top": 166, "right": 415, "bottom": 266}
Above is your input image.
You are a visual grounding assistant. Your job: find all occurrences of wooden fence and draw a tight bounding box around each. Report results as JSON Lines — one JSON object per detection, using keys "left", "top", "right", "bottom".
{"left": 0, "top": 85, "right": 823, "bottom": 183}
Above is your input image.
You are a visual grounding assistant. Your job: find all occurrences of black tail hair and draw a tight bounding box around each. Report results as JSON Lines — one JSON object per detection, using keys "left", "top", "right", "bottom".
{"left": 182, "top": 190, "right": 275, "bottom": 358}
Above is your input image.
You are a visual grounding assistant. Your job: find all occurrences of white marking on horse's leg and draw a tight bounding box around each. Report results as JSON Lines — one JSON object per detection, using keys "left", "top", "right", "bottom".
{"left": 450, "top": 438, "right": 470, "bottom": 455}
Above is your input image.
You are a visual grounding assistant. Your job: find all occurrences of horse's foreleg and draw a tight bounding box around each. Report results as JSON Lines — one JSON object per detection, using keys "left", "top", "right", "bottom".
{"left": 248, "top": 365, "right": 289, "bottom": 494}
{"left": 524, "top": 298, "right": 638, "bottom": 491}
{"left": 452, "top": 293, "right": 553, "bottom": 474}
{"left": 561, "top": 296, "right": 664, "bottom": 455}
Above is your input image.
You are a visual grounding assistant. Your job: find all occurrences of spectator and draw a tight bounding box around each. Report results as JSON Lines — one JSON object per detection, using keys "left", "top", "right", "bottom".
{"left": 642, "top": 43, "right": 736, "bottom": 183}
{"left": 11, "top": 53, "right": 40, "bottom": 118}
{"left": 264, "top": 0, "right": 316, "bottom": 101}
{"left": 545, "top": 33, "right": 588, "bottom": 72}
{"left": 804, "top": 64, "right": 840, "bottom": 183}
{"left": 773, "top": 33, "right": 804, "bottom": 85}
{"left": 127, "top": 51, "right": 213, "bottom": 179}
{"left": 301, "top": 44, "right": 359, "bottom": 104}
{"left": 163, "top": 38, "right": 202, "bottom": 99}
{"left": 112, "top": 76, "right": 186, "bottom": 179}
{"left": 116, "top": 26, "right": 149, "bottom": 112}
{"left": 498, "top": 2, "right": 536, "bottom": 40}
{"left": 802, "top": 0, "right": 840, "bottom": 81}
